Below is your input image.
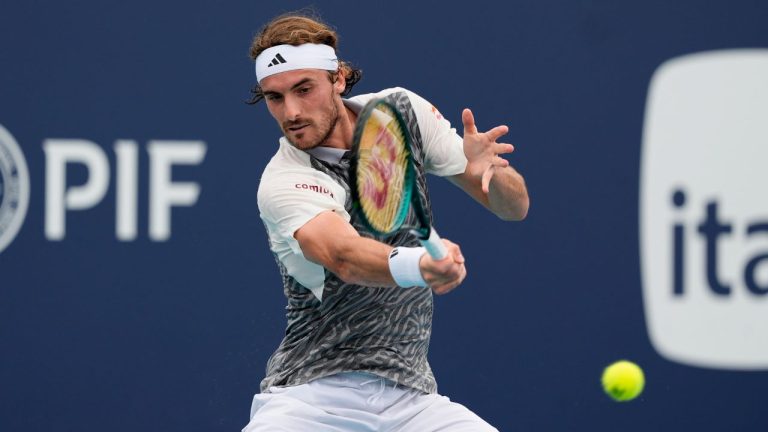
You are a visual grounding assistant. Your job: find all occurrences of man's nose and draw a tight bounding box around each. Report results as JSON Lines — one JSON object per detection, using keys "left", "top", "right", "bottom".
{"left": 284, "top": 96, "right": 301, "bottom": 120}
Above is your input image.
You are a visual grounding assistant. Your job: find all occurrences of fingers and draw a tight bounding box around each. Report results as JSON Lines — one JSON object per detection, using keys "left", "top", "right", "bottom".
{"left": 481, "top": 165, "right": 494, "bottom": 194}
{"left": 494, "top": 143, "right": 515, "bottom": 155}
{"left": 486, "top": 125, "right": 509, "bottom": 142}
{"left": 465, "top": 111, "right": 515, "bottom": 156}
{"left": 462, "top": 108, "right": 478, "bottom": 135}
{"left": 443, "top": 239, "right": 465, "bottom": 264}
{"left": 432, "top": 264, "right": 466, "bottom": 295}
{"left": 465, "top": 108, "right": 511, "bottom": 144}
{"left": 481, "top": 157, "right": 510, "bottom": 193}
{"left": 431, "top": 262, "right": 466, "bottom": 295}
{"left": 421, "top": 239, "right": 467, "bottom": 295}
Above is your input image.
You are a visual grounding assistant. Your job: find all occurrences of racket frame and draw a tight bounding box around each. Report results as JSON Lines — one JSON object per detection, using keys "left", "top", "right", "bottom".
{"left": 350, "top": 98, "right": 448, "bottom": 260}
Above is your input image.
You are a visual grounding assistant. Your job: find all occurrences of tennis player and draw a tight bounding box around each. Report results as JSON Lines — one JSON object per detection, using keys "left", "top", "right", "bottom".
{"left": 243, "top": 12, "right": 529, "bottom": 432}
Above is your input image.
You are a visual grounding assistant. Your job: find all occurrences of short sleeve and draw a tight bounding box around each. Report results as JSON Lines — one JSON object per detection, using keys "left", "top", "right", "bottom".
{"left": 258, "top": 171, "right": 348, "bottom": 255}
{"left": 405, "top": 90, "right": 468, "bottom": 177}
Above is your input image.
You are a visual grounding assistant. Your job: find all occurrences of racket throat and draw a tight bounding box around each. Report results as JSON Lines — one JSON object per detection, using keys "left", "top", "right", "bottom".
{"left": 411, "top": 228, "right": 448, "bottom": 260}
{"left": 409, "top": 228, "right": 430, "bottom": 240}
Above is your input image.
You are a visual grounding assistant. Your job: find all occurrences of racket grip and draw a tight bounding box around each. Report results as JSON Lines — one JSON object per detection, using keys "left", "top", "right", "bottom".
{"left": 419, "top": 228, "right": 448, "bottom": 260}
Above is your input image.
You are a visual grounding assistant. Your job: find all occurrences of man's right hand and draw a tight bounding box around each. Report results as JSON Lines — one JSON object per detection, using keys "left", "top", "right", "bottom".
{"left": 419, "top": 239, "right": 467, "bottom": 295}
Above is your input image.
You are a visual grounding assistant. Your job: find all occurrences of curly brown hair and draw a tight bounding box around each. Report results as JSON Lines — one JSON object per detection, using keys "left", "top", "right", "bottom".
{"left": 247, "top": 11, "right": 362, "bottom": 104}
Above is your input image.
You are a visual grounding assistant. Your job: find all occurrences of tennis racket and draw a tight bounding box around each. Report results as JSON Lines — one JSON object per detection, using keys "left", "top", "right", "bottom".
{"left": 349, "top": 98, "right": 448, "bottom": 260}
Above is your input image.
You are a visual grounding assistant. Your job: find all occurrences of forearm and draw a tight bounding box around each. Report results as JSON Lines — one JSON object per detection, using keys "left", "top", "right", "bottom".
{"left": 487, "top": 166, "right": 529, "bottom": 221}
{"left": 295, "top": 211, "right": 467, "bottom": 291}
{"left": 295, "top": 211, "right": 398, "bottom": 286}
{"left": 332, "top": 235, "right": 468, "bottom": 293}
{"left": 449, "top": 165, "right": 529, "bottom": 221}
{"left": 330, "top": 236, "right": 397, "bottom": 286}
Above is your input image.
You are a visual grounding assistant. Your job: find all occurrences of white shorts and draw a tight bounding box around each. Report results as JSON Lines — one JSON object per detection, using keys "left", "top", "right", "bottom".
{"left": 242, "top": 372, "right": 498, "bottom": 432}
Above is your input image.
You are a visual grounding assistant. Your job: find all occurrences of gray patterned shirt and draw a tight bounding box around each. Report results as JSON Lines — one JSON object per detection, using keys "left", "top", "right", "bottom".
{"left": 257, "top": 88, "right": 467, "bottom": 394}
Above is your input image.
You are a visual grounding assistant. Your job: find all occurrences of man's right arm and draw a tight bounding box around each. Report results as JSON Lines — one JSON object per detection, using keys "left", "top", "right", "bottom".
{"left": 294, "top": 210, "right": 467, "bottom": 294}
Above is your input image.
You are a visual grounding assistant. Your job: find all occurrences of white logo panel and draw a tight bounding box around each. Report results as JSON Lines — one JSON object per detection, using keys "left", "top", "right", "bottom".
{"left": 641, "top": 50, "right": 768, "bottom": 370}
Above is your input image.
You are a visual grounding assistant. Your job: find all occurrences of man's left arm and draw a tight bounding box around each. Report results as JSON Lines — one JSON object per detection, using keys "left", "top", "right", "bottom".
{"left": 447, "top": 108, "right": 529, "bottom": 221}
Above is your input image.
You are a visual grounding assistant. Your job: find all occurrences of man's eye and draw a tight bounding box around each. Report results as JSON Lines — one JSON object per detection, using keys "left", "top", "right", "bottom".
{"left": 297, "top": 87, "right": 311, "bottom": 94}
{"left": 266, "top": 94, "right": 282, "bottom": 101}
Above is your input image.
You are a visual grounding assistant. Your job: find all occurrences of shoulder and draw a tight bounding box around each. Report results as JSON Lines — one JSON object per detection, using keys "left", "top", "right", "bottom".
{"left": 261, "top": 139, "right": 311, "bottom": 176}
{"left": 349, "top": 87, "right": 425, "bottom": 106}
{"left": 258, "top": 141, "right": 305, "bottom": 193}
{"left": 259, "top": 140, "right": 313, "bottom": 192}
{"left": 257, "top": 140, "right": 346, "bottom": 216}
{"left": 349, "top": 88, "right": 440, "bottom": 128}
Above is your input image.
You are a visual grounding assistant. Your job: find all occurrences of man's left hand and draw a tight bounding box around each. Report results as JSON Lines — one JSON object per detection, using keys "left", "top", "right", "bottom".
{"left": 461, "top": 108, "right": 515, "bottom": 194}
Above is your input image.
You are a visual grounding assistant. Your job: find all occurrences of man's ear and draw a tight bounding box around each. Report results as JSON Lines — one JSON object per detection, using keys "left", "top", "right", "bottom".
{"left": 333, "top": 69, "right": 346, "bottom": 94}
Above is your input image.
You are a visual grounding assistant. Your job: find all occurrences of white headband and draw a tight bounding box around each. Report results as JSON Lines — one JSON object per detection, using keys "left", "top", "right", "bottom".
{"left": 255, "top": 43, "right": 339, "bottom": 82}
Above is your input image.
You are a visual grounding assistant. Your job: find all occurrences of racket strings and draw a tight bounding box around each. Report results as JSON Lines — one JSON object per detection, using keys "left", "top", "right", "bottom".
{"left": 357, "top": 105, "right": 410, "bottom": 233}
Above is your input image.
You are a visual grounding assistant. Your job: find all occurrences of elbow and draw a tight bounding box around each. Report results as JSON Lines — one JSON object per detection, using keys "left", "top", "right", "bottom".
{"left": 499, "top": 209, "right": 528, "bottom": 222}
{"left": 516, "top": 197, "right": 530, "bottom": 220}
{"left": 496, "top": 195, "right": 529, "bottom": 222}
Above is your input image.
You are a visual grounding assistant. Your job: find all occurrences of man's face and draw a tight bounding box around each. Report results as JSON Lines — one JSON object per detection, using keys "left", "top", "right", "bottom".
{"left": 260, "top": 69, "right": 343, "bottom": 150}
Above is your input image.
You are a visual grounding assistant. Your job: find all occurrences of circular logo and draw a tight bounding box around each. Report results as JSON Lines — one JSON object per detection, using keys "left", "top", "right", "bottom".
{"left": 0, "top": 123, "right": 30, "bottom": 254}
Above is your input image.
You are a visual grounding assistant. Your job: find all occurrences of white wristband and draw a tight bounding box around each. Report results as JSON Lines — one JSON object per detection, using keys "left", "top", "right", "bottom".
{"left": 388, "top": 246, "right": 428, "bottom": 288}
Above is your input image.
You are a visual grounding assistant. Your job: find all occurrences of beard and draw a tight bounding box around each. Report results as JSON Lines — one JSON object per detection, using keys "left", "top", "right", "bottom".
{"left": 282, "top": 93, "right": 340, "bottom": 151}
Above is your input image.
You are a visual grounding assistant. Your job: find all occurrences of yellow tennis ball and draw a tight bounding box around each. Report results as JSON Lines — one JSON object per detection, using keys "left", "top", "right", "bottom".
{"left": 601, "top": 360, "right": 645, "bottom": 402}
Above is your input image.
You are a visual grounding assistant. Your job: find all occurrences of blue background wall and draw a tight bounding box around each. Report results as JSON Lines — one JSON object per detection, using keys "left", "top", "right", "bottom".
{"left": 1, "top": 1, "right": 767, "bottom": 430}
